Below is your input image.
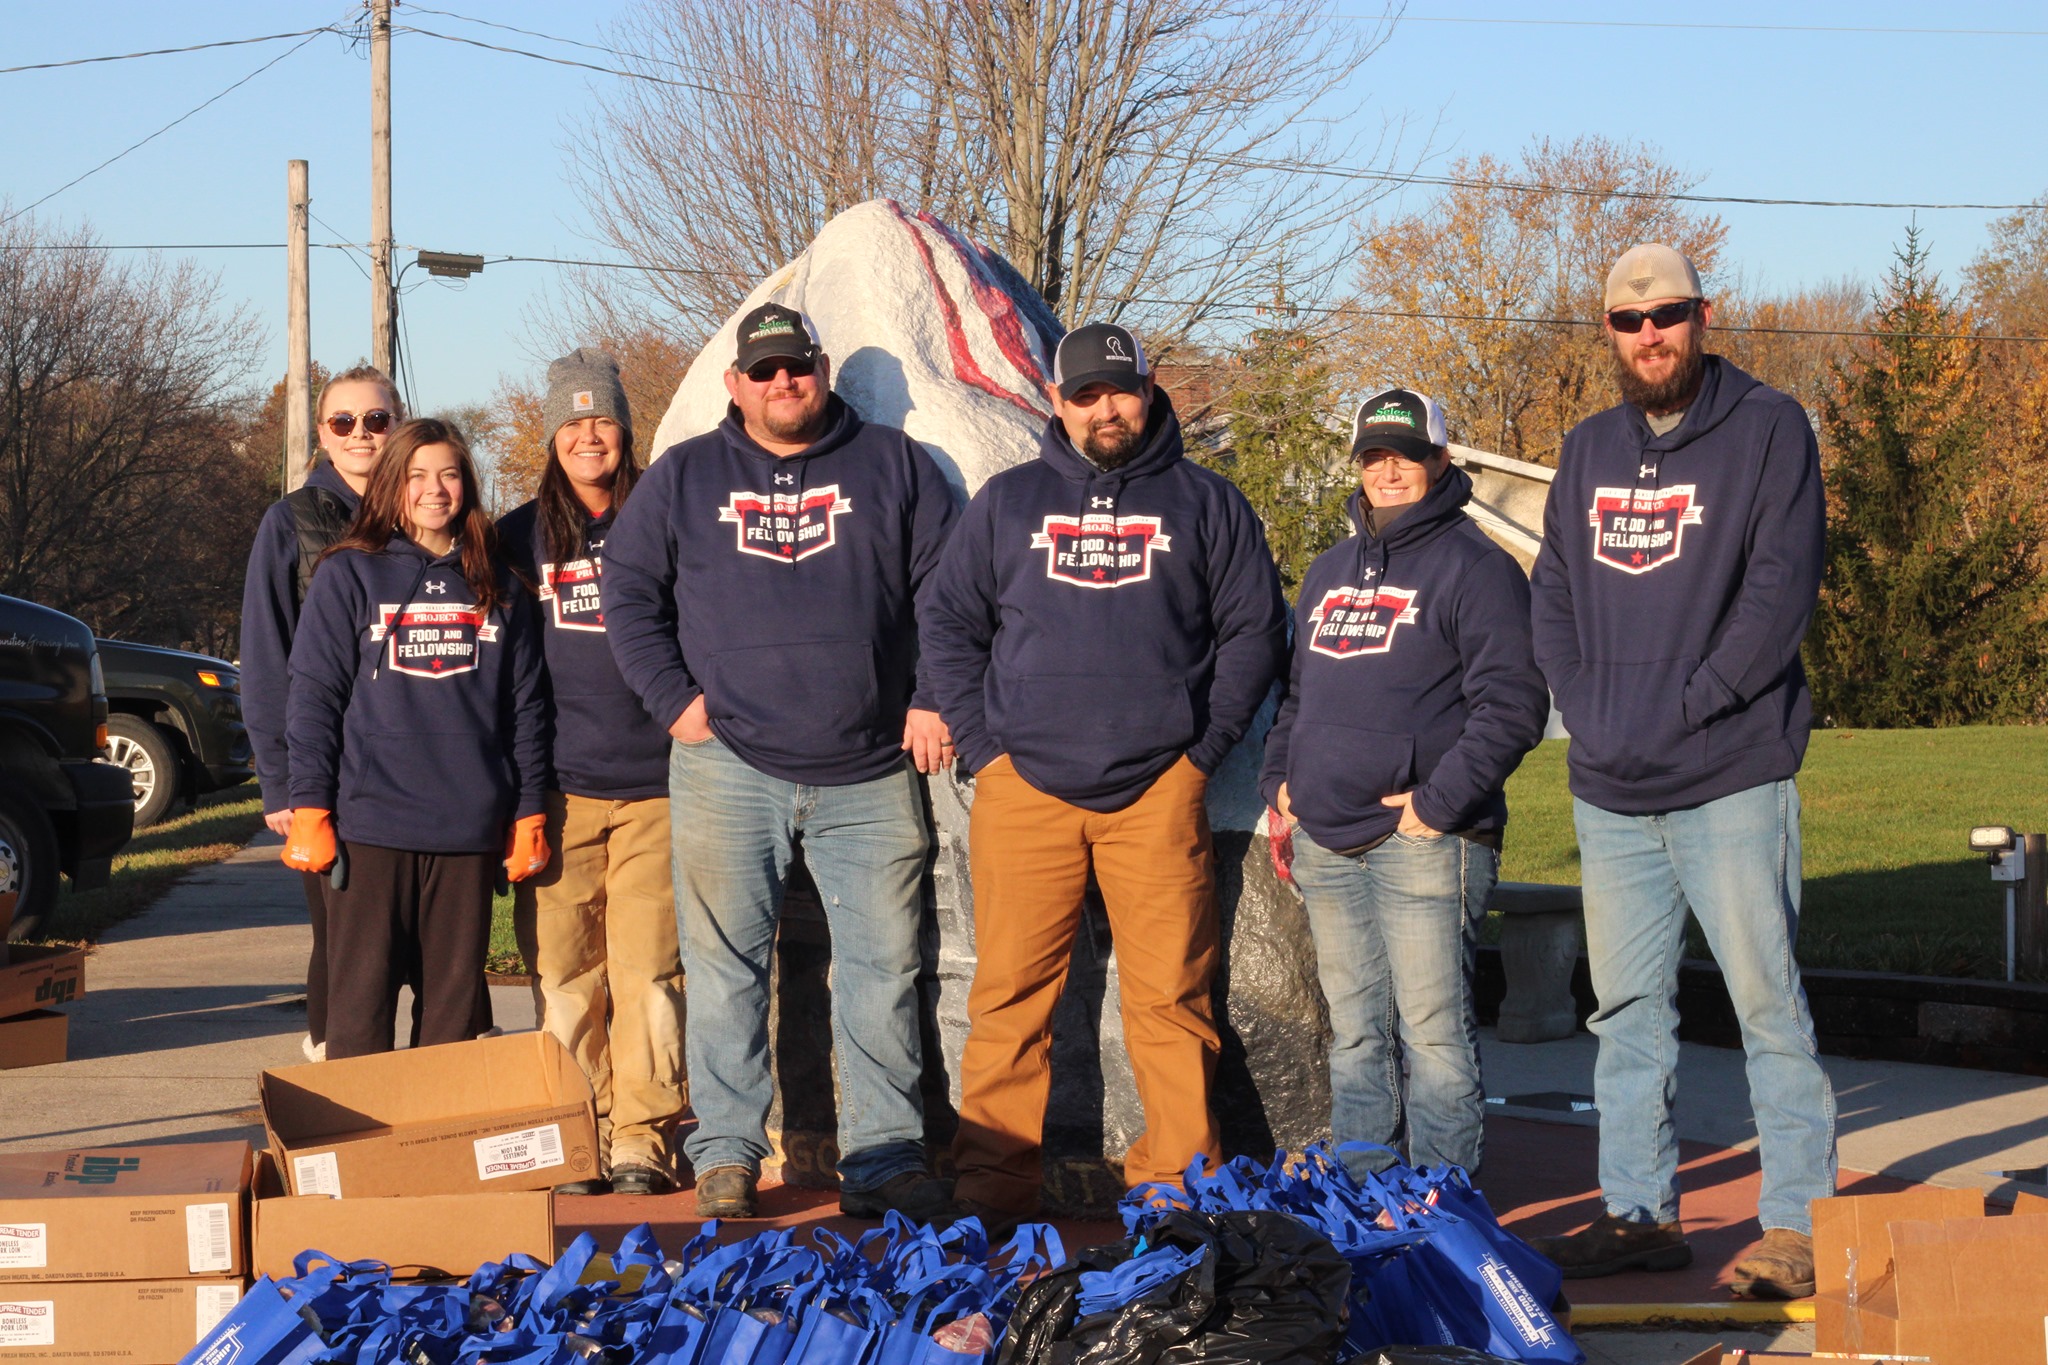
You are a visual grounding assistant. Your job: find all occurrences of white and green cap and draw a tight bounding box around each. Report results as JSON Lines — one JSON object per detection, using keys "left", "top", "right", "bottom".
{"left": 1350, "top": 387, "right": 1448, "bottom": 461}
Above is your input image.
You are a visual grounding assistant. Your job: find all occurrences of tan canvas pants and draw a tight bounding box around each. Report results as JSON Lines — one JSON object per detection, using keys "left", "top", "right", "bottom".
{"left": 514, "top": 791, "right": 684, "bottom": 1174}
{"left": 952, "top": 755, "right": 1222, "bottom": 1212}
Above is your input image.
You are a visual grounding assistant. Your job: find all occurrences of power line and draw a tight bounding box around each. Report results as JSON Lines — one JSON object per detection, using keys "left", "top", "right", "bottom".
{"left": 1, "top": 25, "right": 335, "bottom": 226}
{"left": 395, "top": 20, "right": 2045, "bottom": 214}
{"left": 1385, "top": 14, "right": 2048, "bottom": 38}
{"left": 3, "top": 241, "right": 367, "bottom": 251}
{"left": 0, "top": 27, "right": 341, "bottom": 76}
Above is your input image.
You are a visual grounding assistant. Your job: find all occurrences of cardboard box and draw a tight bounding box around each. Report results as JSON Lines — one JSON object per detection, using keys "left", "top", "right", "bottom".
{"left": 0, "top": 1011, "right": 66, "bottom": 1070}
{"left": 259, "top": 1032, "right": 599, "bottom": 1199}
{"left": 0, "top": 1142, "right": 250, "bottom": 1283}
{"left": 0, "top": 947, "right": 84, "bottom": 1021}
{"left": 2015, "top": 1189, "right": 2048, "bottom": 1215}
{"left": 0, "top": 1279, "right": 242, "bottom": 1363}
{"left": 1814, "top": 1187, "right": 2048, "bottom": 1364}
{"left": 248, "top": 1151, "right": 552, "bottom": 1280}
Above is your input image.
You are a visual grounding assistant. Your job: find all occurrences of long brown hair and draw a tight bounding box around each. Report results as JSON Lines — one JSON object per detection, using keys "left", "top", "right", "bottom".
{"left": 537, "top": 424, "right": 641, "bottom": 565}
{"left": 325, "top": 418, "right": 507, "bottom": 616}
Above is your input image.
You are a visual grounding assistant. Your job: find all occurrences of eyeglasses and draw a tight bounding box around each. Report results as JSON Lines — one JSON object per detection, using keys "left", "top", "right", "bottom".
{"left": 745, "top": 359, "right": 816, "bottom": 383}
{"left": 325, "top": 409, "right": 395, "bottom": 437}
{"left": 1606, "top": 300, "right": 1698, "bottom": 334}
{"left": 1358, "top": 451, "right": 1429, "bottom": 471}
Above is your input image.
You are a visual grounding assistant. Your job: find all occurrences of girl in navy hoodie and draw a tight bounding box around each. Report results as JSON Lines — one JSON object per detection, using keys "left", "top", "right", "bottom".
{"left": 1261, "top": 389, "right": 1547, "bottom": 1177}
{"left": 283, "top": 419, "right": 551, "bottom": 1059}
{"left": 496, "top": 351, "right": 681, "bottom": 1196}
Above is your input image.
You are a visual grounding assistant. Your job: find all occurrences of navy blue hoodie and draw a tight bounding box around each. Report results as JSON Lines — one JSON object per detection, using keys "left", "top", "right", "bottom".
{"left": 498, "top": 499, "right": 669, "bottom": 800}
{"left": 601, "top": 396, "right": 959, "bottom": 787}
{"left": 287, "top": 535, "right": 548, "bottom": 852}
{"left": 241, "top": 462, "right": 361, "bottom": 816}
{"left": 1530, "top": 356, "right": 1824, "bottom": 815}
{"left": 1261, "top": 467, "right": 1548, "bottom": 851}
{"left": 921, "top": 392, "right": 1288, "bottom": 812}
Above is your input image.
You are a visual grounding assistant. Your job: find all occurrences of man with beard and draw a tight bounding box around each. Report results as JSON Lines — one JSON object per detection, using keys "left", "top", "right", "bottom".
{"left": 603, "top": 303, "right": 959, "bottom": 1222}
{"left": 1528, "top": 246, "right": 1833, "bottom": 1299}
{"left": 921, "top": 322, "right": 1288, "bottom": 1233}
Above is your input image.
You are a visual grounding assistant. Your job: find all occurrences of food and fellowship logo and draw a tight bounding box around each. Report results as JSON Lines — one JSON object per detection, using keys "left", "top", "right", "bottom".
{"left": 1588, "top": 484, "right": 1705, "bottom": 573}
{"left": 370, "top": 600, "right": 499, "bottom": 678}
{"left": 1030, "top": 512, "right": 1172, "bottom": 587}
{"left": 719, "top": 485, "right": 853, "bottom": 563}
{"left": 1308, "top": 584, "right": 1420, "bottom": 657}
{"left": 539, "top": 556, "right": 605, "bottom": 632}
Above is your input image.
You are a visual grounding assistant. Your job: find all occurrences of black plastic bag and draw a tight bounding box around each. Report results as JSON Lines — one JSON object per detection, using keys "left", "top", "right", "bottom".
{"left": 995, "top": 1208, "right": 1352, "bottom": 1365}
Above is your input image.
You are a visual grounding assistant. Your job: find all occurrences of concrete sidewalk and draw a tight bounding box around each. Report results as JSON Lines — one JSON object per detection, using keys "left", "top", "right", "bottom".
{"left": 4, "top": 835, "right": 2045, "bottom": 1363}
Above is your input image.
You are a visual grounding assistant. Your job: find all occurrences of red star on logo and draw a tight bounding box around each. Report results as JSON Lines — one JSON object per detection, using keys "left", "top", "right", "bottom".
{"left": 1092, "top": 567, "right": 1106, "bottom": 580}
{"left": 431, "top": 659, "right": 444, "bottom": 671}
{"left": 1631, "top": 551, "right": 1646, "bottom": 566}
{"left": 1338, "top": 640, "right": 1351, "bottom": 651}
{"left": 781, "top": 544, "right": 794, "bottom": 556}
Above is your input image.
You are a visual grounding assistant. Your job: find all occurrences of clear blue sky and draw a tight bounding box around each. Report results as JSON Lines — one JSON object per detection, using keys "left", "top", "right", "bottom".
{"left": 5, "top": 2, "right": 2043, "bottom": 417}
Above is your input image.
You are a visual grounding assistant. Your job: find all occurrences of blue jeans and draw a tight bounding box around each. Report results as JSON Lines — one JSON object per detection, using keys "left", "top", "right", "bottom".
{"left": 669, "top": 737, "right": 930, "bottom": 1192}
{"left": 1292, "top": 830, "right": 1495, "bottom": 1176}
{"left": 1574, "top": 779, "right": 1836, "bottom": 1234}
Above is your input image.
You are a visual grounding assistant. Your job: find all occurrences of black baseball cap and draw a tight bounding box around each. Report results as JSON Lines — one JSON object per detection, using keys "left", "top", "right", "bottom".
{"left": 1350, "top": 387, "right": 1449, "bottom": 462}
{"left": 733, "top": 303, "right": 821, "bottom": 373}
{"left": 1053, "top": 323, "right": 1151, "bottom": 400}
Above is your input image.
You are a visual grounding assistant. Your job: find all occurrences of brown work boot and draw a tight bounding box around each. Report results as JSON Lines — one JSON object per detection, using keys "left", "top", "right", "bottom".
{"left": 1531, "top": 1211, "right": 1692, "bottom": 1279}
{"left": 1731, "top": 1228, "right": 1815, "bottom": 1300}
{"left": 693, "top": 1165, "right": 758, "bottom": 1219}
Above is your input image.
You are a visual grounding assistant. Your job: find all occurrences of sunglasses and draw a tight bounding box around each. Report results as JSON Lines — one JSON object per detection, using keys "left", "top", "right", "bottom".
{"left": 1606, "top": 300, "right": 1698, "bottom": 334}
{"left": 745, "top": 358, "right": 816, "bottom": 383}
{"left": 325, "top": 409, "right": 396, "bottom": 437}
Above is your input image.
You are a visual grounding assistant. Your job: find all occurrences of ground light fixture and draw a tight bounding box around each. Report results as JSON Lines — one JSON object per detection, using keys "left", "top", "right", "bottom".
{"left": 1971, "top": 824, "right": 2026, "bottom": 981}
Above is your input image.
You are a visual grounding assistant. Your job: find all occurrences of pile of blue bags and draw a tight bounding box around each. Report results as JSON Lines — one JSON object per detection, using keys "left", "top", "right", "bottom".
{"left": 1119, "top": 1144, "right": 1581, "bottom": 1364}
{"left": 182, "top": 1215, "right": 1061, "bottom": 1365}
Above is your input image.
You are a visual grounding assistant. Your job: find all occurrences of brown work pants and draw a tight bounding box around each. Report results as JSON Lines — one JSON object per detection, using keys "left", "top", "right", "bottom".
{"left": 514, "top": 792, "right": 685, "bottom": 1175}
{"left": 953, "top": 755, "right": 1222, "bottom": 1212}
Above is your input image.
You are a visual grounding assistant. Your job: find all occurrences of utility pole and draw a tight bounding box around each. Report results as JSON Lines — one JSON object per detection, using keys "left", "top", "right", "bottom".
{"left": 286, "top": 160, "right": 313, "bottom": 493}
{"left": 369, "top": 0, "right": 395, "bottom": 377}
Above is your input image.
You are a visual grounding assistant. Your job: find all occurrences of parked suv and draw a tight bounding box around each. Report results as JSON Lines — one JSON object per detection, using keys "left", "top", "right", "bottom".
{"left": 0, "top": 595, "right": 134, "bottom": 940}
{"left": 96, "top": 639, "right": 253, "bottom": 827}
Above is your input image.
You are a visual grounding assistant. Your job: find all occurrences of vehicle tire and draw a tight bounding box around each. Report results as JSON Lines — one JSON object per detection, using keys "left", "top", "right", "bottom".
{"left": 106, "top": 714, "right": 181, "bottom": 829}
{"left": 0, "top": 786, "right": 60, "bottom": 942}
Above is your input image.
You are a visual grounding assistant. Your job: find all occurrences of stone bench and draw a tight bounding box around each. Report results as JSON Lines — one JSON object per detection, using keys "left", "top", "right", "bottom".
{"left": 1489, "top": 880, "right": 1583, "bottom": 1043}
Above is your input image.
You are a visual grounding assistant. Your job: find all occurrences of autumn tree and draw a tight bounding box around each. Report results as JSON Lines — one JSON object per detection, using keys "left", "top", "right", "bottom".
{"left": 1348, "top": 137, "right": 1726, "bottom": 462}
{"left": 1963, "top": 194, "right": 2048, "bottom": 524}
{"left": 0, "top": 215, "right": 266, "bottom": 650}
{"left": 571, "top": 0, "right": 1397, "bottom": 353}
{"left": 1807, "top": 232, "right": 2048, "bottom": 725}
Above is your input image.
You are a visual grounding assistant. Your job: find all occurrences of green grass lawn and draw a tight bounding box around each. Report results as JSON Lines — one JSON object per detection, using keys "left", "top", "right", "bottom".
{"left": 1500, "top": 727, "right": 2048, "bottom": 978}
{"left": 29, "top": 788, "right": 267, "bottom": 945}
{"left": 489, "top": 890, "right": 523, "bottom": 975}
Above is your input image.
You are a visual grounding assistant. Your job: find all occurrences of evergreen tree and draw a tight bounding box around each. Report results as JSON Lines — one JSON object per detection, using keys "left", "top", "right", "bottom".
{"left": 1808, "top": 230, "right": 2048, "bottom": 725}
{"left": 1199, "top": 319, "right": 1354, "bottom": 596}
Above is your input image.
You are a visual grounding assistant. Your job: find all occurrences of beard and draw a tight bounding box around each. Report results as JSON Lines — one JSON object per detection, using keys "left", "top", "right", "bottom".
{"left": 758, "top": 388, "right": 828, "bottom": 442}
{"left": 1083, "top": 414, "right": 1143, "bottom": 468}
{"left": 1611, "top": 326, "right": 1707, "bottom": 414}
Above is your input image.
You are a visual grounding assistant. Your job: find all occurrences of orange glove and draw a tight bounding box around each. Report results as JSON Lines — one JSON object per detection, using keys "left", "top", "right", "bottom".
{"left": 282, "top": 808, "right": 337, "bottom": 873}
{"left": 504, "top": 813, "right": 550, "bottom": 883}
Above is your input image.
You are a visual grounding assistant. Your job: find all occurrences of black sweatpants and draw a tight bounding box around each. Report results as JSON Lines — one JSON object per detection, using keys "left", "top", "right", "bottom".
{"left": 322, "top": 841, "right": 494, "bottom": 1060}
{"left": 300, "top": 870, "right": 328, "bottom": 1046}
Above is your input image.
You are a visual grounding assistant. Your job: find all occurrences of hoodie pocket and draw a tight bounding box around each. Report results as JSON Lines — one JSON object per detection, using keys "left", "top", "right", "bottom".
{"left": 1286, "top": 720, "right": 1416, "bottom": 834}
{"left": 343, "top": 729, "right": 511, "bottom": 843}
{"left": 1563, "top": 657, "right": 1707, "bottom": 782}
{"left": 701, "top": 639, "right": 882, "bottom": 759}
{"left": 999, "top": 673, "right": 1194, "bottom": 775}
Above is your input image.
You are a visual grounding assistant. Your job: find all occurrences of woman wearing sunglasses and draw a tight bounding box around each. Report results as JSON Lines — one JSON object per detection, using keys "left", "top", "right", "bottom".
{"left": 240, "top": 366, "right": 404, "bottom": 1062}
{"left": 495, "top": 351, "right": 683, "bottom": 1197}
{"left": 1262, "top": 387, "right": 1548, "bottom": 1181}
{"left": 281, "top": 418, "right": 551, "bottom": 1059}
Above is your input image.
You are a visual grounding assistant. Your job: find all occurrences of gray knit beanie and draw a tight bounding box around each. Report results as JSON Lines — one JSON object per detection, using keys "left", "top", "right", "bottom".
{"left": 542, "top": 348, "right": 632, "bottom": 446}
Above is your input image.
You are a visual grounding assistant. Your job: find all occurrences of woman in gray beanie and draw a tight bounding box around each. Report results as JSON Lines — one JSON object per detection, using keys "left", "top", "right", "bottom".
{"left": 497, "top": 349, "right": 683, "bottom": 1195}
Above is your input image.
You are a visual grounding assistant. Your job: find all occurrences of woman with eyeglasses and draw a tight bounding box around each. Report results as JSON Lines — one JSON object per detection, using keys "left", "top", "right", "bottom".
{"left": 281, "top": 418, "right": 551, "bottom": 1060}
{"left": 494, "top": 350, "right": 683, "bottom": 1197}
{"left": 241, "top": 365, "right": 403, "bottom": 1062}
{"left": 1261, "top": 387, "right": 1548, "bottom": 1181}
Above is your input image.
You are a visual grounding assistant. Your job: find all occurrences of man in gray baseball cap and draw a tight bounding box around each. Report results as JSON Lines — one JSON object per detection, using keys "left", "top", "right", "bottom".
{"left": 1528, "top": 244, "right": 1833, "bottom": 1299}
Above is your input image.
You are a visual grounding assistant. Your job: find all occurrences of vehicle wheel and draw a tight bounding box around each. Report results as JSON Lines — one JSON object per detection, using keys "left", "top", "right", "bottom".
{"left": 0, "top": 786, "right": 60, "bottom": 942}
{"left": 106, "top": 714, "right": 181, "bottom": 828}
